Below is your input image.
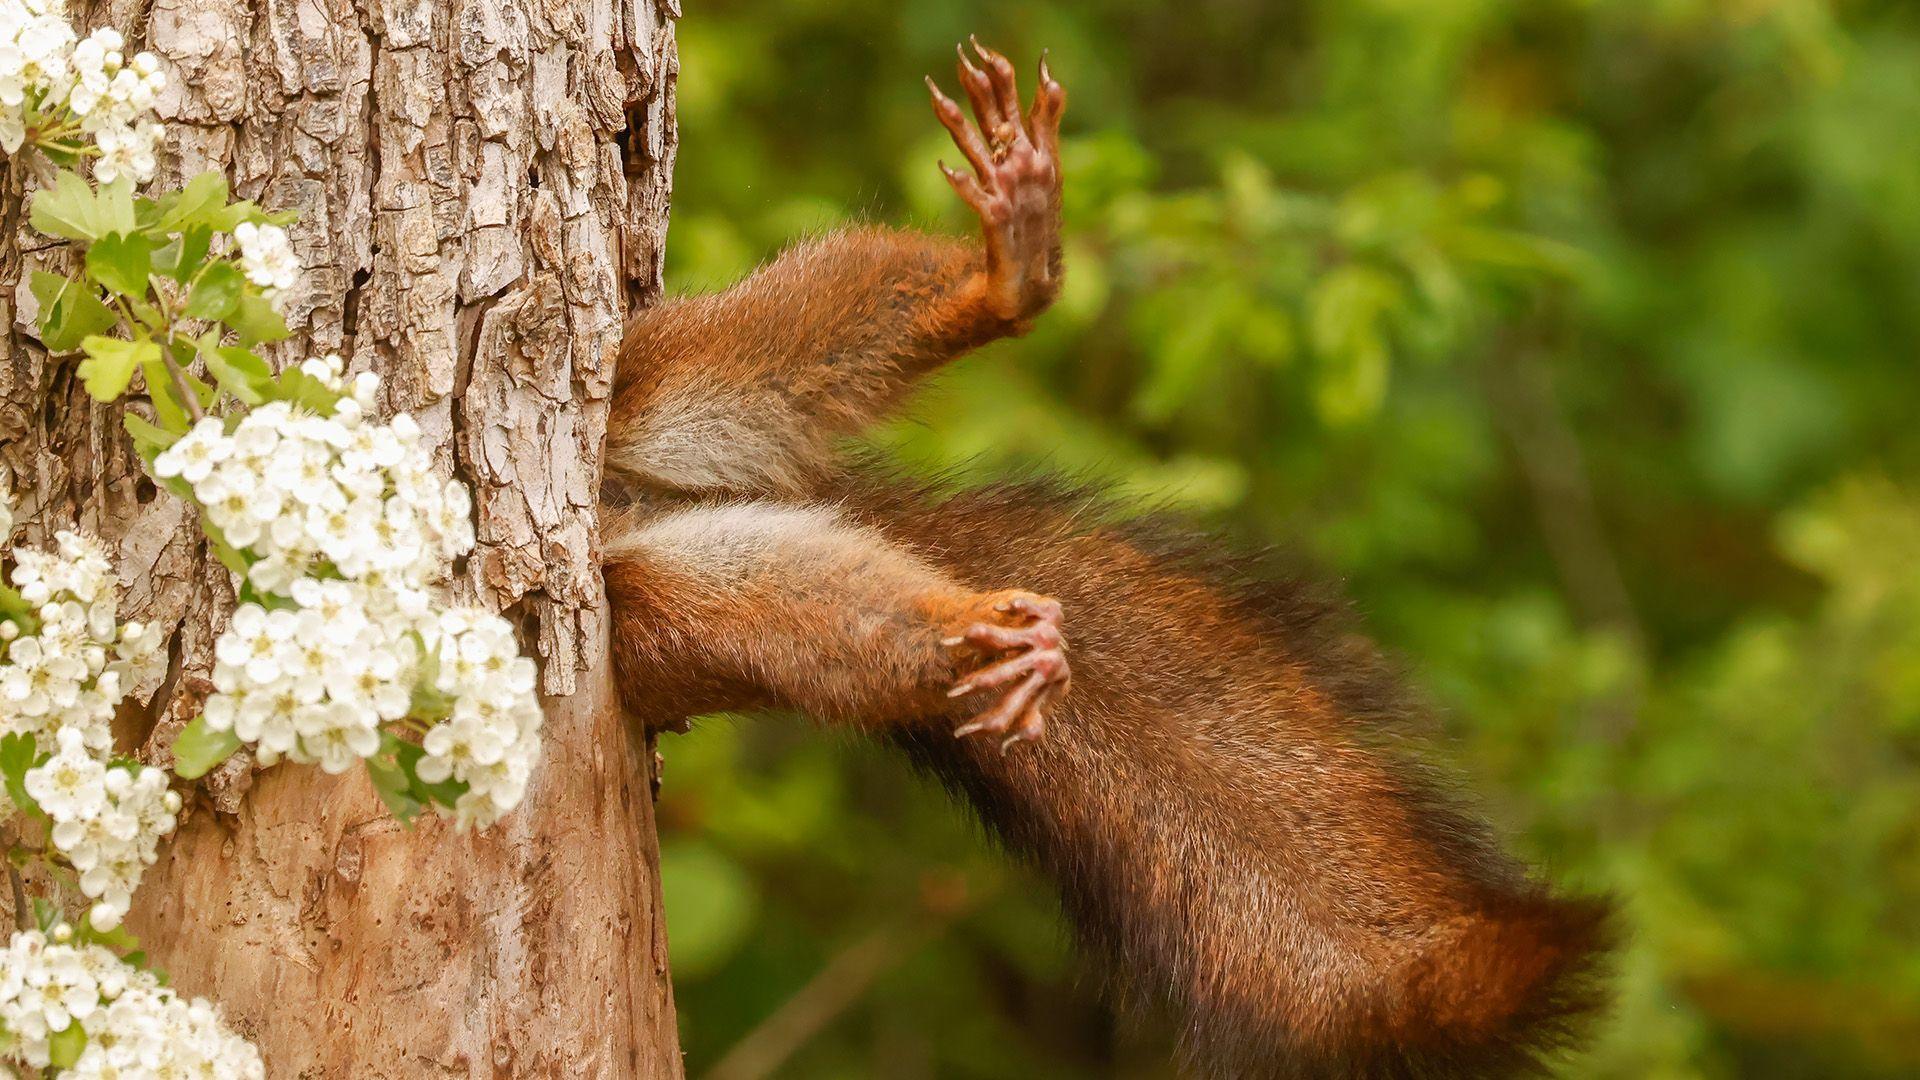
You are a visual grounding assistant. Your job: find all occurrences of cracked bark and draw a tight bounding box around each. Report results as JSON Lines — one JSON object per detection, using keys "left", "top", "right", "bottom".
{"left": 0, "top": 0, "right": 683, "bottom": 1074}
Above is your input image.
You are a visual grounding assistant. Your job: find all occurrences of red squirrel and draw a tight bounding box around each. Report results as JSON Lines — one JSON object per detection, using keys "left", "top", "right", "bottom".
{"left": 602, "top": 40, "right": 1610, "bottom": 1079}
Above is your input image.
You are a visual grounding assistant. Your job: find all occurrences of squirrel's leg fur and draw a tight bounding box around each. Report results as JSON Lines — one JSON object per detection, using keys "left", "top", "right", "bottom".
{"left": 604, "top": 499, "right": 1068, "bottom": 743}
{"left": 606, "top": 47, "right": 1065, "bottom": 498}
{"left": 602, "top": 44, "right": 1607, "bottom": 1077}
{"left": 823, "top": 476, "right": 1610, "bottom": 1079}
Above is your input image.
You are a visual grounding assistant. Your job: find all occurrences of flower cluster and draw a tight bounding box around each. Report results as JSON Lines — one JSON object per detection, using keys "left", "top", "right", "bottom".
{"left": 65, "top": 29, "right": 164, "bottom": 184}
{"left": 163, "top": 359, "right": 541, "bottom": 829}
{"left": 24, "top": 728, "right": 181, "bottom": 931}
{"left": 0, "top": 0, "right": 165, "bottom": 182}
{"left": 1, "top": 531, "right": 165, "bottom": 756}
{"left": 155, "top": 357, "right": 474, "bottom": 597}
{"left": 232, "top": 221, "right": 298, "bottom": 299}
{"left": 417, "top": 607, "right": 542, "bottom": 827}
{"left": 1, "top": 530, "right": 173, "bottom": 930}
{"left": 0, "top": 928, "right": 263, "bottom": 1078}
{"left": 0, "top": 0, "right": 76, "bottom": 154}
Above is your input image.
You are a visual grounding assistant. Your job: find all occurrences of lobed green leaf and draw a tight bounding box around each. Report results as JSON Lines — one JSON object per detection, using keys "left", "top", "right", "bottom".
{"left": 0, "top": 732, "right": 44, "bottom": 818}
{"left": 184, "top": 261, "right": 244, "bottom": 321}
{"left": 30, "top": 271, "right": 118, "bottom": 353}
{"left": 76, "top": 335, "right": 159, "bottom": 402}
{"left": 171, "top": 717, "right": 241, "bottom": 780}
{"left": 85, "top": 231, "right": 156, "bottom": 299}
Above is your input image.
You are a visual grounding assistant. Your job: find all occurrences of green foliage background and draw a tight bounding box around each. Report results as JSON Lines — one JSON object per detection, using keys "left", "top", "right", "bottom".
{"left": 652, "top": 2, "right": 1920, "bottom": 1076}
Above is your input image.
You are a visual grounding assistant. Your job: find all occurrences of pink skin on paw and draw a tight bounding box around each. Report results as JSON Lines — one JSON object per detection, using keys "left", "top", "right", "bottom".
{"left": 924, "top": 39, "right": 1067, "bottom": 323}
{"left": 943, "top": 592, "right": 1069, "bottom": 751}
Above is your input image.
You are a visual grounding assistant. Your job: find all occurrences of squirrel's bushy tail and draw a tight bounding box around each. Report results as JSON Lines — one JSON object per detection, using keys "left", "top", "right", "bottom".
{"left": 835, "top": 473, "right": 1612, "bottom": 1078}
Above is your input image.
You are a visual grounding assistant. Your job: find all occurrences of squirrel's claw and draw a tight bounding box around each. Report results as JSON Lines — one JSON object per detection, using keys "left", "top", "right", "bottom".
{"left": 946, "top": 590, "right": 1069, "bottom": 750}
{"left": 926, "top": 40, "right": 1065, "bottom": 324}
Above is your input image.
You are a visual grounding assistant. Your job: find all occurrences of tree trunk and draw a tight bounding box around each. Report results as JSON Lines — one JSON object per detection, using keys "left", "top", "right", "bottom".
{"left": 0, "top": 0, "right": 683, "bottom": 1074}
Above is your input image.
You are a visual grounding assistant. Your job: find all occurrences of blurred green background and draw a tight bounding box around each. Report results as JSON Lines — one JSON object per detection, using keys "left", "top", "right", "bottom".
{"left": 651, "top": 1, "right": 1920, "bottom": 1076}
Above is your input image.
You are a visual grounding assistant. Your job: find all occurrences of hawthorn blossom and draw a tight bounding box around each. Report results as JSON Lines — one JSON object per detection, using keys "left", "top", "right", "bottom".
{"left": 0, "top": 0, "right": 77, "bottom": 154}
{"left": 1, "top": 531, "right": 165, "bottom": 755}
{"left": 0, "top": 928, "right": 262, "bottom": 1077}
{"left": 416, "top": 607, "right": 543, "bottom": 829}
{"left": 232, "top": 220, "right": 299, "bottom": 300}
{"left": 0, "top": 4, "right": 165, "bottom": 182}
{"left": 178, "top": 362, "right": 540, "bottom": 826}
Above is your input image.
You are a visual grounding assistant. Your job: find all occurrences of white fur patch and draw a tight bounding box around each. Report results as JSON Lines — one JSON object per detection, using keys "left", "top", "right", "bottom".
{"left": 606, "top": 500, "right": 946, "bottom": 592}
{"left": 608, "top": 389, "right": 813, "bottom": 494}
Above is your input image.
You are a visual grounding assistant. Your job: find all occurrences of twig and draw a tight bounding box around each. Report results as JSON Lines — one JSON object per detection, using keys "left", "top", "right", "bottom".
{"left": 4, "top": 832, "right": 30, "bottom": 932}
{"left": 159, "top": 339, "right": 206, "bottom": 423}
{"left": 703, "top": 924, "right": 922, "bottom": 1080}
{"left": 1485, "top": 323, "right": 1646, "bottom": 738}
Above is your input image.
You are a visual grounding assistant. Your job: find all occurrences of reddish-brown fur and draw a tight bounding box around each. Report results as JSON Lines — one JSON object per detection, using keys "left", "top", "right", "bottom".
{"left": 601, "top": 43, "right": 1609, "bottom": 1077}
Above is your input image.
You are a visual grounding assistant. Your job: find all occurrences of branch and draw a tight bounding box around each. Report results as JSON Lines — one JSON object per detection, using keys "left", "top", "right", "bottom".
{"left": 704, "top": 887, "right": 979, "bottom": 1080}
{"left": 1484, "top": 325, "right": 1647, "bottom": 739}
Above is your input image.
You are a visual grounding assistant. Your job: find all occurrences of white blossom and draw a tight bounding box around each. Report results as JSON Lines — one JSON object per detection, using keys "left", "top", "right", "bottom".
{"left": 0, "top": 929, "right": 263, "bottom": 1077}
{"left": 24, "top": 727, "right": 179, "bottom": 932}
{"left": 1, "top": 531, "right": 163, "bottom": 756}
{"left": 1, "top": 531, "right": 173, "bottom": 930}
{"left": 0, "top": 4, "right": 164, "bottom": 182}
{"left": 0, "top": 0, "right": 77, "bottom": 154}
{"left": 415, "top": 606, "right": 543, "bottom": 829}
{"left": 185, "top": 365, "right": 539, "bottom": 826}
{"left": 232, "top": 220, "right": 299, "bottom": 298}
{"left": 163, "top": 371, "right": 473, "bottom": 594}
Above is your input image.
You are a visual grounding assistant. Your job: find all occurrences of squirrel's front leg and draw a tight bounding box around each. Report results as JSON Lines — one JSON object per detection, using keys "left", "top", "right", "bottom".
{"left": 605, "top": 501, "right": 1068, "bottom": 746}
{"left": 605, "top": 42, "right": 1066, "bottom": 499}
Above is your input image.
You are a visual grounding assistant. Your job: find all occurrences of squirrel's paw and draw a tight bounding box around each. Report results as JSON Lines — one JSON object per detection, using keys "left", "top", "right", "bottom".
{"left": 925, "top": 39, "right": 1065, "bottom": 323}
{"left": 942, "top": 590, "right": 1069, "bottom": 751}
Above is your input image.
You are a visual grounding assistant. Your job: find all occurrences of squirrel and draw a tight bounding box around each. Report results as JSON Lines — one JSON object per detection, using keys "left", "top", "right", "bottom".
{"left": 600, "top": 40, "right": 1611, "bottom": 1079}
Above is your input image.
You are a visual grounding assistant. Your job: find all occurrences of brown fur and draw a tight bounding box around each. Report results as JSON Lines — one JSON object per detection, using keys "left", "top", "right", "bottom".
{"left": 834, "top": 475, "right": 1611, "bottom": 1078}
{"left": 599, "top": 47, "right": 1609, "bottom": 1077}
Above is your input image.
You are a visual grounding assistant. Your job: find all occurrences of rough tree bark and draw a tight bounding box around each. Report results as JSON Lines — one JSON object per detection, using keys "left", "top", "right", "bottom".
{"left": 0, "top": 0, "right": 684, "bottom": 1074}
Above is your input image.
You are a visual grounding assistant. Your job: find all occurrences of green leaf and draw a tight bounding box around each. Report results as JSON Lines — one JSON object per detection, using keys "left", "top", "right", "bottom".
{"left": 184, "top": 261, "right": 244, "bottom": 321}
{"left": 230, "top": 291, "right": 291, "bottom": 346}
{"left": 123, "top": 294, "right": 166, "bottom": 333}
{"left": 389, "top": 736, "right": 467, "bottom": 808}
{"left": 366, "top": 732, "right": 469, "bottom": 824}
{"left": 48, "top": 1020, "right": 86, "bottom": 1069}
{"left": 0, "top": 581, "right": 38, "bottom": 635}
{"left": 150, "top": 171, "right": 231, "bottom": 233}
{"left": 28, "top": 169, "right": 105, "bottom": 241}
{"left": 77, "top": 335, "right": 159, "bottom": 402}
{"left": 97, "top": 176, "right": 138, "bottom": 236}
{"left": 366, "top": 753, "right": 425, "bottom": 825}
{"left": 0, "top": 732, "right": 43, "bottom": 818}
{"left": 211, "top": 200, "right": 298, "bottom": 232}
{"left": 124, "top": 413, "right": 180, "bottom": 458}
{"left": 265, "top": 366, "right": 340, "bottom": 415}
{"left": 171, "top": 716, "right": 241, "bottom": 780}
{"left": 144, "top": 361, "right": 191, "bottom": 432}
{"left": 154, "top": 225, "right": 214, "bottom": 283}
{"left": 30, "top": 271, "right": 118, "bottom": 353}
{"left": 85, "top": 231, "right": 156, "bottom": 299}
{"left": 200, "top": 518, "right": 253, "bottom": 577}
{"left": 204, "top": 345, "right": 271, "bottom": 405}
{"left": 73, "top": 918, "right": 142, "bottom": 957}
{"left": 33, "top": 172, "right": 141, "bottom": 242}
